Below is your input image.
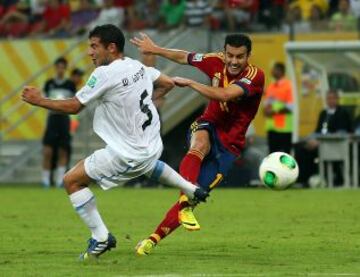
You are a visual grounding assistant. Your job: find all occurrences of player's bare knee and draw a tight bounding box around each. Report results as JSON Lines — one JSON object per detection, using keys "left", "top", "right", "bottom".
{"left": 63, "top": 172, "right": 80, "bottom": 194}
{"left": 190, "top": 130, "right": 210, "bottom": 155}
{"left": 63, "top": 173, "right": 72, "bottom": 190}
{"left": 191, "top": 139, "right": 210, "bottom": 156}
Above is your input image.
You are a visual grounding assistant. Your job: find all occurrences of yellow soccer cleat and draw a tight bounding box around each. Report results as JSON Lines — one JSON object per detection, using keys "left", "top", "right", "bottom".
{"left": 178, "top": 206, "right": 200, "bottom": 231}
{"left": 135, "top": 239, "right": 156, "bottom": 256}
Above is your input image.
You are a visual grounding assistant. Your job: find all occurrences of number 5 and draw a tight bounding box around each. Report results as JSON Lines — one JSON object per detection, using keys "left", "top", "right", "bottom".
{"left": 139, "top": 90, "right": 153, "bottom": 131}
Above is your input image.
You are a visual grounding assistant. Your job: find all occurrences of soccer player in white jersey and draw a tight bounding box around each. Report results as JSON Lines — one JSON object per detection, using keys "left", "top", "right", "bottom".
{"left": 21, "top": 24, "right": 208, "bottom": 260}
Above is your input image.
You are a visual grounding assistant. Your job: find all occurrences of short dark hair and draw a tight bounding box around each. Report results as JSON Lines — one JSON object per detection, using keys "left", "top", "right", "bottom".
{"left": 54, "top": 57, "right": 67, "bottom": 66}
{"left": 71, "top": 68, "right": 84, "bottom": 76}
{"left": 274, "top": 62, "right": 286, "bottom": 74}
{"left": 89, "top": 24, "right": 125, "bottom": 53}
{"left": 224, "top": 34, "right": 252, "bottom": 54}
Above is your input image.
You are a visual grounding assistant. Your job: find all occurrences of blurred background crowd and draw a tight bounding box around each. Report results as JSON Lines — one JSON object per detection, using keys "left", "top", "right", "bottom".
{"left": 0, "top": 0, "right": 359, "bottom": 38}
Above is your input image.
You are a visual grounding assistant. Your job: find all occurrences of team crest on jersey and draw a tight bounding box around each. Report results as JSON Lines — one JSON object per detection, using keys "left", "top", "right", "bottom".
{"left": 239, "top": 77, "right": 251, "bottom": 85}
{"left": 86, "top": 76, "right": 97, "bottom": 88}
{"left": 192, "top": 53, "right": 204, "bottom": 62}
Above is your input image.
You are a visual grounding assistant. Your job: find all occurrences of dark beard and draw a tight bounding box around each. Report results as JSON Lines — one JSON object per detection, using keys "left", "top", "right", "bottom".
{"left": 100, "top": 56, "right": 112, "bottom": 66}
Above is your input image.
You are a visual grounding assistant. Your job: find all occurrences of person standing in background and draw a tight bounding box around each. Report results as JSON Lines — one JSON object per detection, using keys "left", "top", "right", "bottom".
{"left": 70, "top": 68, "right": 85, "bottom": 89}
{"left": 42, "top": 57, "right": 76, "bottom": 188}
{"left": 294, "top": 90, "right": 353, "bottom": 187}
{"left": 69, "top": 68, "right": 84, "bottom": 134}
{"left": 264, "top": 62, "right": 294, "bottom": 154}
{"left": 68, "top": 68, "right": 85, "bottom": 161}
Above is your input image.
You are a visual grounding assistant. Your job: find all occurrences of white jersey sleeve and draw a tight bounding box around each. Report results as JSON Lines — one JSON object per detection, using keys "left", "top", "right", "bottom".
{"left": 76, "top": 66, "right": 110, "bottom": 105}
{"left": 145, "top": 66, "right": 161, "bottom": 82}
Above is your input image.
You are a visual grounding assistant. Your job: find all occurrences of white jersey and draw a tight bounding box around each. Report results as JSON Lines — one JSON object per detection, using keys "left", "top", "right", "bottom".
{"left": 76, "top": 57, "right": 163, "bottom": 165}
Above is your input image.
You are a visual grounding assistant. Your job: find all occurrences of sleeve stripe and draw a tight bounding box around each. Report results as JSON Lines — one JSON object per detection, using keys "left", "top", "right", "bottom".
{"left": 248, "top": 68, "right": 258, "bottom": 80}
{"left": 244, "top": 66, "right": 254, "bottom": 79}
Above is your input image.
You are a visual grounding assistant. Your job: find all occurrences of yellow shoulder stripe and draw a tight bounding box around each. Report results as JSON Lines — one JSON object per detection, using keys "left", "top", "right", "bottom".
{"left": 244, "top": 65, "right": 258, "bottom": 80}
{"left": 248, "top": 68, "right": 258, "bottom": 80}
{"left": 244, "top": 66, "right": 254, "bottom": 79}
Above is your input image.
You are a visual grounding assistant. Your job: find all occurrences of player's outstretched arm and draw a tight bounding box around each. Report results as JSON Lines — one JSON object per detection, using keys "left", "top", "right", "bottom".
{"left": 130, "top": 33, "right": 189, "bottom": 65}
{"left": 152, "top": 73, "right": 175, "bottom": 101}
{"left": 22, "top": 86, "right": 83, "bottom": 114}
{"left": 173, "top": 77, "right": 245, "bottom": 102}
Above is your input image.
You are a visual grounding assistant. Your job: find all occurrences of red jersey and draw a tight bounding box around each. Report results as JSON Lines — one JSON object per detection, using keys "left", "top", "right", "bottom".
{"left": 188, "top": 52, "right": 265, "bottom": 155}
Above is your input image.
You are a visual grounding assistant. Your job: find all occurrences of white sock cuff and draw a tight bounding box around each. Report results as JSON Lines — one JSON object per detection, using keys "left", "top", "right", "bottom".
{"left": 41, "top": 170, "right": 51, "bottom": 186}
{"left": 57, "top": 166, "right": 66, "bottom": 173}
{"left": 69, "top": 188, "right": 94, "bottom": 209}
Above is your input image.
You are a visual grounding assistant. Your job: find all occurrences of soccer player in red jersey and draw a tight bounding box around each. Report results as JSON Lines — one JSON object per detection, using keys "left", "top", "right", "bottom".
{"left": 131, "top": 33, "right": 265, "bottom": 255}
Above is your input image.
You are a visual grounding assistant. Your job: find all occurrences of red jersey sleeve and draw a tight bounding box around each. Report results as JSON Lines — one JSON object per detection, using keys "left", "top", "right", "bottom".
{"left": 234, "top": 66, "right": 265, "bottom": 98}
{"left": 187, "top": 52, "right": 224, "bottom": 78}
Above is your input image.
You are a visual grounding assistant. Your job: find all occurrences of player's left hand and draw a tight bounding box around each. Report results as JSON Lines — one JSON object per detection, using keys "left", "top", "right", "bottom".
{"left": 21, "top": 86, "right": 43, "bottom": 106}
{"left": 130, "top": 33, "right": 158, "bottom": 55}
{"left": 172, "top": 77, "right": 193, "bottom": 87}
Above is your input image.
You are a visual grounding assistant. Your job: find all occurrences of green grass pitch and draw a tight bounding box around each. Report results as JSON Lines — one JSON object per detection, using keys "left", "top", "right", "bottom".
{"left": 0, "top": 186, "right": 360, "bottom": 276}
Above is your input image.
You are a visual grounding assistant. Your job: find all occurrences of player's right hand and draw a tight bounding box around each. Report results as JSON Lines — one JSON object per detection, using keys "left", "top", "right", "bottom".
{"left": 130, "top": 33, "right": 158, "bottom": 54}
{"left": 21, "top": 86, "right": 42, "bottom": 106}
{"left": 172, "top": 77, "right": 193, "bottom": 87}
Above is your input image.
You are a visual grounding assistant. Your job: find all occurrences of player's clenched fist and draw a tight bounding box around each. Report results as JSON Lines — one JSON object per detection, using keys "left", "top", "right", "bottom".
{"left": 22, "top": 86, "right": 42, "bottom": 106}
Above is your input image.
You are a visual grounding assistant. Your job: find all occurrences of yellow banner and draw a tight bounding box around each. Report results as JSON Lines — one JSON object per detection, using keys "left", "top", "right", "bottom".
{"left": 0, "top": 39, "right": 91, "bottom": 140}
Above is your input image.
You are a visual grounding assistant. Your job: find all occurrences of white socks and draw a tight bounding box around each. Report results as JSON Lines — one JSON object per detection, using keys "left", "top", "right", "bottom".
{"left": 69, "top": 188, "right": 109, "bottom": 242}
{"left": 147, "top": 160, "right": 196, "bottom": 197}
{"left": 41, "top": 170, "right": 50, "bottom": 188}
{"left": 41, "top": 167, "right": 66, "bottom": 188}
{"left": 55, "top": 166, "right": 66, "bottom": 187}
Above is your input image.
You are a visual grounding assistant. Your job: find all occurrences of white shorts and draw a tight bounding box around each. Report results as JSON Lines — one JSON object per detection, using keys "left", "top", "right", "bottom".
{"left": 84, "top": 146, "right": 162, "bottom": 190}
